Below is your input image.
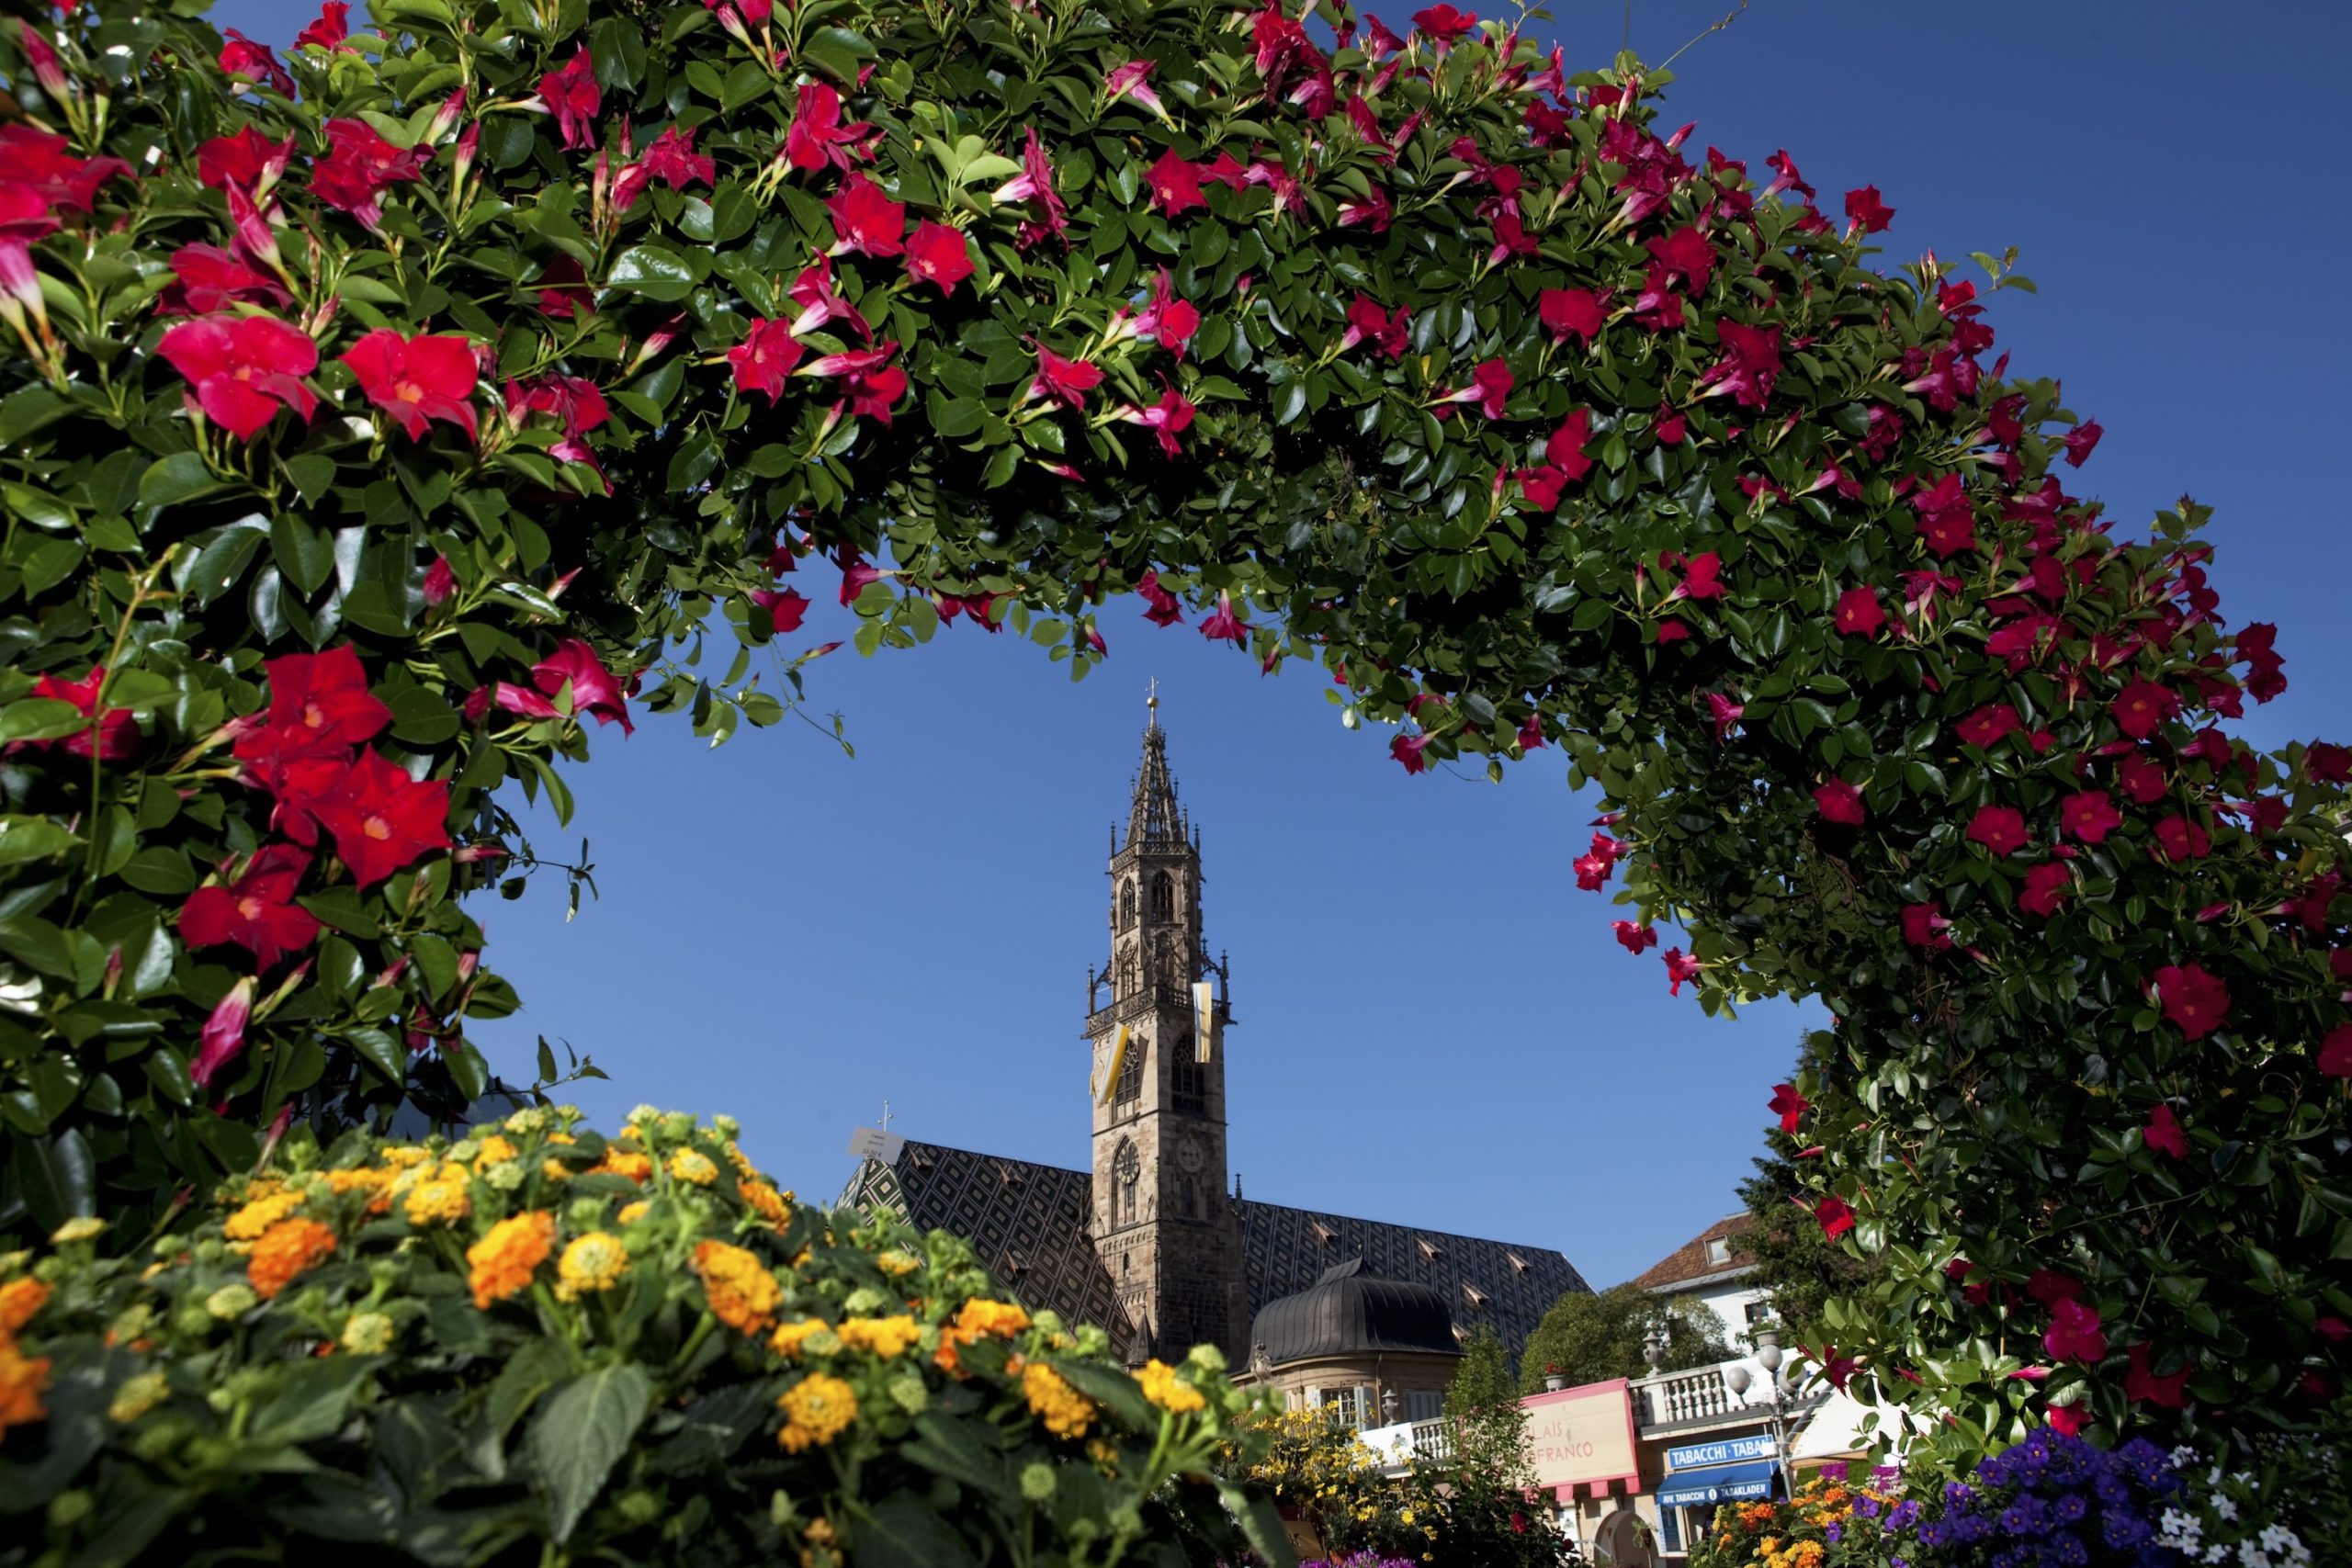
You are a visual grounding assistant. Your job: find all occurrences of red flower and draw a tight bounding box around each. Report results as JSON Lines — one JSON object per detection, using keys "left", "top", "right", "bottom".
{"left": 2045, "top": 1404, "right": 2089, "bottom": 1438}
{"left": 1390, "top": 730, "right": 1432, "bottom": 774}
{"left": 1612, "top": 920, "right": 1657, "bottom": 954}
{"left": 1137, "top": 569, "right": 1183, "bottom": 627}
{"left": 1662, "top": 947, "right": 1703, "bottom": 997}
{"left": 1411, "top": 4, "right": 1478, "bottom": 42}
{"left": 158, "top": 243, "right": 290, "bottom": 317}
{"left": 198, "top": 128, "right": 296, "bottom": 197}
{"left": 424, "top": 557, "right": 456, "bottom": 606}
{"left": 314, "top": 747, "right": 452, "bottom": 887}
{"left": 1967, "top": 805, "right": 2029, "bottom": 857}
{"left": 1902, "top": 901, "right": 1953, "bottom": 950}
{"left": 2042, "top": 1298, "right": 2106, "bottom": 1363}
{"left": 1957, "top": 703, "right": 2021, "bottom": 749}
{"left": 531, "top": 638, "right": 632, "bottom": 733}
{"left": 260, "top": 646, "right": 391, "bottom": 753}
{"left": 2304, "top": 740, "right": 2350, "bottom": 784}
{"left": 537, "top": 49, "right": 601, "bottom": 152}
{"left": 1539, "top": 288, "right": 1608, "bottom": 344}
{"left": 2316, "top": 1022, "right": 2352, "bottom": 1078}
{"left": 1539, "top": 408, "right": 1594, "bottom": 481}
{"left": 990, "top": 126, "right": 1069, "bottom": 248}
{"left": 1645, "top": 226, "right": 1714, "bottom": 295}
{"left": 1147, "top": 147, "right": 1207, "bottom": 217}
{"left": 1115, "top": 387, "right": 1197, "bottom": 457}
{"left": 2152, "top": 962, "right": 2229, "bottom": 1041}
{"left": 189, "top": 976, "right": 257, "bottom": 1091}
{"left": 1698, "top": 320, "right": 1781, "bottom": 410}
{"left": 2152, "top": 815, "right": 2211, "bottom": 863}
{"left": 1029, "top": 344, "right": 1103, "bottom": 409}
{"left": 342, "top": 329, "right": 480, "bottom": 444}
{"left": 2110, "top": 679, "right": 2178, "bottom": 741}
{"left": 294, "top": 1, "right": 354, "bottom": 51}
{"left": 219, "top": 30, "right": 293, "bottom": 96}
{"left": 825, "top": 173, "right": 906, "bottom": 257}
{"left": 2143, "top": 1103, "right": 2188, "bottom": 1160}
{"left": 902, "top": 220, "right": 974, "bottom": 295}
{"left": 1812, "top": 1193, "right": 1854, "bottom": 1240}
{"left": 1343, "top": 294, "right": 1410, "bottom": 359}
{"left": 535, "top": 256, "right": 593, "bottom": 320}
{"left": 2317, "top": 1316, "right": 2350, "bottom": 1344}
{"left": 614, "top": 125, "right": 715, "bottom": 211}
{"left": 181, "top": 846, "right": 321, "bottom": 968}
{"left": 2029, "top": 1269, "right": 2083, "bottom": 1305}
{"left": 1434, "top": 358, "right": 1511, "bottom": 419}
{"left": 1909, "top": 472, "right": 1977, "bottom": 558}
{"left": 311, "top": 118, "right": 428, "bottom": 231}
{"left": 157, "top": 314, "right": 320, "bottom": 441}
{"left": 1573, "top": 832, "right": 1622, "bottom": 892}
{"left": 727, "top": 318, "right": 804, "bottom": 404}
{"left": 2019, "top": 862, "right": 2071, "bottom": 919}
{"left": 27, "top": 666, "right": 139, "bottom": 761}
{"left": 1703, "top": 692, "right": 1743, "bottom": 743}
{"left": 1842, "top": 185, "right": 1895, "bottom": 234}
{"left": 2117, "top": 753, "right": 2167, "bottom": 805}
{"left": 2123, "top": 1343, "right": 2190, "bottom": 1407}
{"left": 1832, "top": 586, "right": 1885, "bottom": 637}
{"left": 1814, "top": 778, "right": 1864, "bottom": 826}
{"left": 2060, "top": 791, "right": 2120, "bottom": 844}
{"left": 1768, "top": 1082, "right": 1811, "bottom": 1134}
{"left": 2061, "top": 420, "right": 2103, "bottom": 468}
{"left": 1199, "top": 592, "right": 1249, "bottom": 645}
{"left": 782, "top": 82, "right": 874, "bottom": 175}
{"left": 752, "top": 587, "right": 808, "bottom": 634}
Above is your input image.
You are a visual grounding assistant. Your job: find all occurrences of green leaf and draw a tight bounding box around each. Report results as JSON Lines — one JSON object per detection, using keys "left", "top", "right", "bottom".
{"left": 174, "top": 515, "right": 271, "bottom": 606}
{"left": 300, "top": 886, "right": 383, "bottom": 939}
{"left": 6, "top": 1127, "right": 96, "bottom": 1231}
{"left": 0, "top": 698, "right": 84, "bottom": 744}
{"left": 139, "top": 452, "right": 222, "bottom": 512}
{"left": 272, "top": 513, "right": 337, "bottom": 596}
{"left": 850, "top": 1492, "right": 978, "bottom": 1568}
{"left": 0, "top": 818, "right": 76, "bottom": 870}
{"left": 526, "top": 1364, "right": 654, "bottom": 1543}
{"left": 607, "top": 243, "right": 700, "bottom": 302}
{"left": 1219, "top": 1482, "right": 1298, "bottom": 1568}
{"left": 248, "top": 1354, "right": 379, "bottom": 1446}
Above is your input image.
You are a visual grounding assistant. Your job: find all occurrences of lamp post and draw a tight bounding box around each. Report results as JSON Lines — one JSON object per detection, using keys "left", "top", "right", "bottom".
{"left": 1724, "top": 1327, "right": 1800, "bottom": 1501}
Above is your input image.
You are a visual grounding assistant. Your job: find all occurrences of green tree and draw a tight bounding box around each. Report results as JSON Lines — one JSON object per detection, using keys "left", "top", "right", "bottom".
{"left": 1517, "top": 1284, "right": 1731, "bottom": 1394}
{"left": 1430, "top": 1327, "right": 1578, "bottom": 1567}
{"left": 1446, "top": 1323, "right": 1521, "bottom": 1420}
{"left": 1736, "top": 1043, "right": 1883, "bottom": 1348}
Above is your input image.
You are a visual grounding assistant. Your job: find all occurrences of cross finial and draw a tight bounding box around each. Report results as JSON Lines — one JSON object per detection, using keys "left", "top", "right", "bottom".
{"left": 880, "top": 1099, "right": 892, "bottom": 1132}
{"left": 1146, "top": 677, "right": 1159, "bottom": 728}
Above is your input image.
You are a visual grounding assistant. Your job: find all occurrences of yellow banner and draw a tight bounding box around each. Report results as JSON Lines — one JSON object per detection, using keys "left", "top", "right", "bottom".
{"left": 1192, "top": 982, "right": 1214, "bottom": 1063}
{"left": 1098, "top": 1023, "right": 1131, "bottom": 1106}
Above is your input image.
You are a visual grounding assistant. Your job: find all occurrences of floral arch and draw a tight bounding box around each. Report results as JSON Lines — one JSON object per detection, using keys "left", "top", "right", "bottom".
{"left": 0, "top": 0, "right": 2344, "bottom": 1497}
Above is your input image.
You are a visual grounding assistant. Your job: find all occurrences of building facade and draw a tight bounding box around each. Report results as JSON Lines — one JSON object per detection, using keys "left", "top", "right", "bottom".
{"left": 840, "top": 711, "right": 1589, "bottom": 1371}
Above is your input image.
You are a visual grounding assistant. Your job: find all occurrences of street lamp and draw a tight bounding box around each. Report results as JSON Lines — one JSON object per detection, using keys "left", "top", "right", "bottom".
{"left": 1724, "top": 1327, "right": 1800, "bottom": 1500}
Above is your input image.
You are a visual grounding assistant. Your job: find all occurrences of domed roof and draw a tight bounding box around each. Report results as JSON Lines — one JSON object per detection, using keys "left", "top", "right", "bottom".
{"left": 1249, "top": 1257, "right": 1462, "bottom": 1367}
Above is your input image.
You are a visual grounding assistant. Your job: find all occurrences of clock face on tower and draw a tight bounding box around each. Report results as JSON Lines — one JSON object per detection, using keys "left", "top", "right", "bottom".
{"left": 1175, "top": 1135, "right": 1204, "bottom": 1173}
{"left": 1114, "top": 1142, "right": 1140, "bottom": 1188}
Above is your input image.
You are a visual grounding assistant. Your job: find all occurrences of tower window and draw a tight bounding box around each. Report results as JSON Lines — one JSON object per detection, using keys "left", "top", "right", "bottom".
{"left": 1115, "top": 945, "right": 1139, "bottom": 999}
{"left": 1120, "top": 879, "right": 1137, "bottom": 931}
{"left": 1114, "top": 1033, "right": 1146, "bottom": 1105}
{"left": 1171, "top": 1050, "right": 1205, "bottom": 1115}
{"left": 1150, "top": 870, "right": 1175, "bottom": 919}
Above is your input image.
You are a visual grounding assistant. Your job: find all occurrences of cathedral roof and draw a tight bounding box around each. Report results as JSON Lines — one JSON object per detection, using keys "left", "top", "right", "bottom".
{"left": 1250, "top": 1258, "right": 1463, "bottom": 1366}
{"left": 839, "top": 1139, "right": 1589, "bottom": 1359}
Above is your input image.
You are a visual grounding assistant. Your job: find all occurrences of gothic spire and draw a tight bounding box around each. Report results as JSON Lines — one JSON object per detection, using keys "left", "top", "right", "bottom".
{"left": 1125, "top": 714, "right": 1183, "bottom": 849}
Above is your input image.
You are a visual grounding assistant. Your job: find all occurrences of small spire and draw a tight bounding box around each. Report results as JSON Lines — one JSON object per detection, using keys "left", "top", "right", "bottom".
{"left": 1145, "top": 675, "right": 1159, "bottom": 729}
{"left": 1125, "top": 705, "right": 1182, "bottom": 848}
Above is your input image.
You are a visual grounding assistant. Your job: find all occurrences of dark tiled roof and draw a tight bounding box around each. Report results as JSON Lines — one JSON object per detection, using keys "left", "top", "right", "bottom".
{"left": 1631, "top": 1213, "right": 1757, "bottom": 1292}
{"left": 840, "top": 1140, "right": 1589, "bottom": 1359}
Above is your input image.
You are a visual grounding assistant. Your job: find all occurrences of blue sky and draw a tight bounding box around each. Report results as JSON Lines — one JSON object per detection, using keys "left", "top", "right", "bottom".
{"left": 205, "top": 0, "right": 2352, "bottom": 1288}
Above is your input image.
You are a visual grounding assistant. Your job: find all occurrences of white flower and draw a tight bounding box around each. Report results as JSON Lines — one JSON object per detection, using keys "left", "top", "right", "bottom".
{"left": 2171, "top": 1444, "right": 2201, "bottom": 1470}
{"left": 2159, "top": 1508, "right": 2204, "bottom": 1550}
{"left": 2214, "top": 1495, "right": 2239, "bottom": 1523}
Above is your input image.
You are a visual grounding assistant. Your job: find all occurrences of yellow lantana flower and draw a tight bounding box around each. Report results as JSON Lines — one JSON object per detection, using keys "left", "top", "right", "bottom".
{"left": 667, "top": 1148, "right": 718, "bottom": 1186}
{"left": 1021, "top": 1362, "right": 1094, "bottom": 1438}
{"left": 836, "top": 1315, "right": 921, "bottom": 1359}
{"left": 467, "top": 1211, "right": 557, "bottom": 1308}
{"left": 403, "top": 1168, "right": 470, "bottom": 1227}
{"left": 776, "top": 1373, "right": 858, "bottom": 1453}
{"left": 772, "top": 1319, "right": 835, "bottom": 1359}
{"left": 1137, "top": 1359, "right": 1205, "bottom": 1414}
{"left": 556, "top": 1232, "right": 629, "bottom": 1301}
{"left": 693, "top": 1240, "right": 779, "bottom": 1334}
{"left": 223, "top": 1189, "right": 306, "bottom": 1241}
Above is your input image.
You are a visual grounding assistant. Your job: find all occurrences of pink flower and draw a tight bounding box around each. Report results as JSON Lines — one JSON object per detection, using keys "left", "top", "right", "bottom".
{"left": 181, "top": 846, "right": 321, "bottom": 969}
{"left": 537, "top": 49, "right": 602, "bottom": 152}
{"left": 1957, "top": 703, "right": 2022, "bottom": 749}
{"left": 752, "top": 586, "right": 808, "bottom": 634}
{"left": 2061, "top": 419, "right": 2103, "bottom": 468}
{"left": 190, "top": 976, "right": 258, "bottom": 1090}
{"left": 28, "top": 667, "right": 140, "bottom": 760}
{"left": 727, "top": 318, "right": 804, "bottom": 404}
{"left": 1103, "top": 60, "right": 1167, "bottom": 118}
{"left": 1573, "top": 832, "right": 1622, "bottom": 892}
{"left": 2018, "top": 862, "right": 2071, "bottom": 919}
{"left": 787, "top": 256, "right": 870, "bottom": 341}
{"left": 1769, "top": 1082, "right": 1811, "bottom": 1134}
{"left": 1028, "top": 344, "right": 1103, "bottom": 409}
{"left": 315, "top": 748, "right": 452, "bottom": 887}
{"left": 1842, "top": 185, "right": 1894, "bottom": 234}
{"left": 1115, "top": 387, "right": 1196, "bottom": 457}
{"left": 1903, "top": 901, "right": 1953, "bottom": 950}
{"left": 1909, "top": 472, "right": 1977, "bottom": 558}
{"left": 782, "top": 82, "right": 875, "bottom": 174}
{"left": 424, "top": 557, "right": 456, "bottom": 606}
{"left": 1662, "top": 947, "right": 1703, "bottom": 997}
{"left": 1411, "top": 4, "right": 1478, "bottom": 43}
{"left": 294, "top": 2, "right": 355, "bottom": 51}
{"left": 2153, "top": 815, "right": 2211, "bottom": 863}
{"left": 1433, "top": 357, "right": 1511, "bottom": 418}
{"left": 1811, "top": 1193, "right": 1854, "bottom": 1239}
{"left": 992, "top": 127, "right": 1069, "bottom": 247}
{"left": 1967, "top": 805, "right": 2029, "bottom": 857}
{"left": 1119, "top": 268, "right": 1200, "bottom": 356}
{"left": 198, "top": 128, "right": 296, "bottom": 197}
{"left": 1645, "top": 226, "right": 1713, "bottom": 294}
{"left": 2060, "top": 790, "right": 2120, "bottom": 844}
{"left": 902, "top": 220, "right": 973, "bottom": 294}
{"left": 1833, "top": 587, "right": 1885, "bottom": 637}
{"left": 219, "top": 30, "right": 293, "bottom": 96}
{"left": 1814, "top": 778, "right": 1864, "bottom": 826}
{"left": 1665, "top": 551, "right": 1723, "bottom": 604}
{"left": 1612, "top": 920, "right": 1657, "bottom": 954}
{"left": 2144, "top": 1103, "right": 2188, "bottom": 1160}
{"left": 2045, "top": 1404, "right": 2089, "bottom": 1438}
{"left": 1539, "top": 287, "right": 1608, "bottom": 344}
{"left": 2152, "top": 962, "right": 2228, "bottom": 1041}
{"left": 1138, "top": 569, "right": 1183, "bottom": 627}
{"left": 157, "top": 243, "right": 289, "bottom": 316}
{"left": 2042, "top": 1298, "right": 2106, "bottom": 1363}
{"left": 531, "top": 638, "right": 632, "bottom": 733}
{"left": 614, "top": 125, "right": 714, "bottom": 211}
{"left": 2117, "top": 752, "right": 2167, "bottom": 804}
{"left": 1761, "top": 149, "right": 1815, "bottom": 201}
{"left": 1390, "top": 730, "right": 1433, "bottom": 774}
{"left": 311, "top": 118, "right": 429, "bottom": 231}
{"left": 1343, "top": 294, "right": 1410, "bottom": 359}
{"left": 826, "top": 172, "right": 906, "bottom": 257}
{"left": 341, "top": 329, "right": 480, "bottom": 444}
{"left": 158, "top": 314, "right": 320, "bottom": 440}
{"left": 2110, "top": 679, "right": 2178, "bottom": 741}
{"left": 1703, "top": 691, "right": 1743, "bottom": 742}
{"left": 2320, "top": 1023, "right": 2352, "bottom": 1078}
{"left": 1199, "top": 591, "right": 1249, "bottom": 644}
{"left": 1698, "top": 320, "right": 1781, "bottom": 410}
{"left": 1147, "top": 147, "right": 1207, "bottom": 217}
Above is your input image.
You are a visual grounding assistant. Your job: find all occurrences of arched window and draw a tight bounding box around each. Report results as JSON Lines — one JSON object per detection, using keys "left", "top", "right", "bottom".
{"left": 1149, "top": 870, "right": 1175, "bottom": 919}
{"left": 1114, "top": 1031, "right": 1146, "bottom": 1104}
{"left": 1115, "top": 945, "right": 1139, "bottom": 998}
{"left": 1114, "top": 1137, "right": 1140, "bottom": 1224}
{"left": 1179, "top": 1174, "right": 1199, "bottom": 1220}
{"left": 1120, "top": 879, "right": 1137, "bottom": 931}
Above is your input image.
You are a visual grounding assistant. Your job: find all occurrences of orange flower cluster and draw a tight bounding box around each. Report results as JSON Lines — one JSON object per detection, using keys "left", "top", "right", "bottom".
{"left": 0, "top": 1277, "right": 51, "bottom": 1441}
{"left": 692, "top": 1240, "right": 779, "bottom": 1334}
{"left": 934, "top": 1297, "right": 1029, "bottom": 1376}
{"left": 467, "top": 1211, "right": 556, "bottom": 1308}
{"left": 248, "top": 1217, "right": 337, "bottom": 1299}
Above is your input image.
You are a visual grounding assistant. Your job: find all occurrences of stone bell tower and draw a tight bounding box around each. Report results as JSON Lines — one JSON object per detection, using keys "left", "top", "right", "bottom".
{"left": 1084, "top": 693, "right": 1247, "bottom": 1363}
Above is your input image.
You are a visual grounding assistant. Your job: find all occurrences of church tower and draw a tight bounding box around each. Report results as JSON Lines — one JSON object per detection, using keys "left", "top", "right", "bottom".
{"left": 1085, "top": 697, "right": 1247, "bottom": 1364}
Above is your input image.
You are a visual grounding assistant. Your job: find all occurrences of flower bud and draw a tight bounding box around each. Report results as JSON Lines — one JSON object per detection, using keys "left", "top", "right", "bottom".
{"left": 17, "top": 21, "right": 69, "bottom": 102}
